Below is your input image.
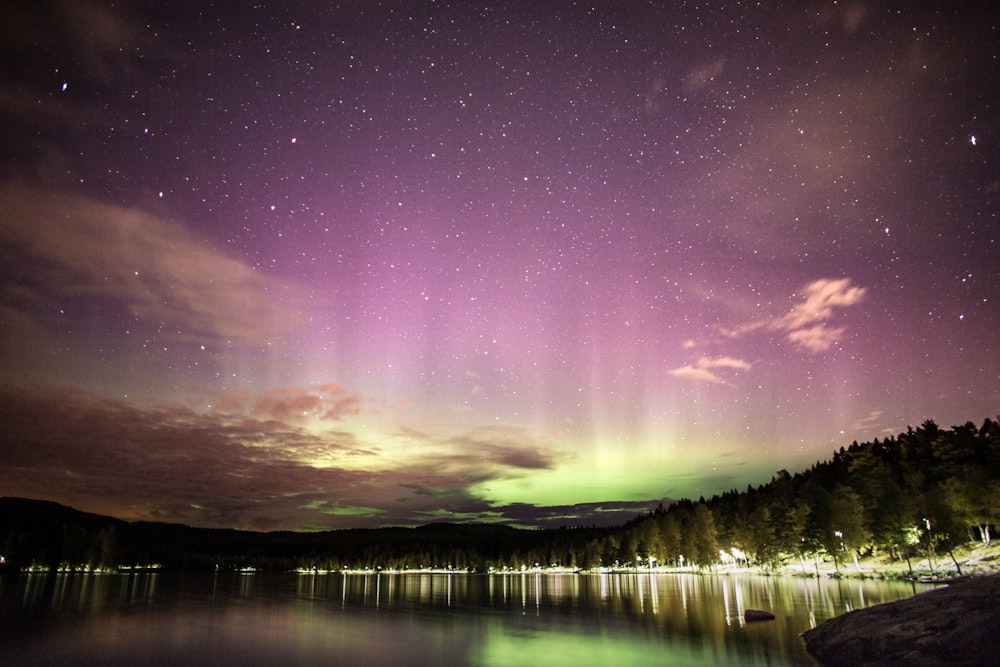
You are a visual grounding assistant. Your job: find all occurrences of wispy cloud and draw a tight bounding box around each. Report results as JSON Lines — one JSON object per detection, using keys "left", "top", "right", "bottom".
{"left": 851, "top": 409, "right": 884, "bottom": 432}
{"left": 668, "top": 366, "right": 726, "bottom": 384}
{"left": 683, "top": 56, "right": 727, "bottom": 94}
{"left": 0, "top": 185, "right": 310, "bottom": 349}
{"left": 667, "top": 279, "right": 866, "bottom": 424}
{"left": 717, "top": 278, "right": 866, "bottom": 353}
{"left": 785, "top": 324, "right": 845, "bottom": 353}
{"left": 773, "top": 278, "right": 867, "bottom": 331}
{"left": 251, "top": 384, "right": 363, "bottom": 422}
{"left": 668, "top": 356, "right": 753, "bottom": 385}
{"left": 771, "top": 279, "right": 866, "bottom": 352}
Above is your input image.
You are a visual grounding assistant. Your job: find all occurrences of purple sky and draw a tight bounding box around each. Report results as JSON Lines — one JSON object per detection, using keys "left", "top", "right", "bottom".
{"left": 1, "top": 1, "right": 997, "bottom": 531}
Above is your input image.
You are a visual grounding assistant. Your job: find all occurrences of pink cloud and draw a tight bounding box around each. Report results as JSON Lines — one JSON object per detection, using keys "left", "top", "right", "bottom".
{"left": 786, "top": 324, "right": 846, "bottom": 353}
{"left": 708, "top": 278, "right": 866, "bottom": 354}
{"left": 668, "top": 356, "right": 753, "bottom": 385}
{"left": 254, "top": 393, "right": 325, "bottom": 420}
{"left": 772, "top": 278, "right": 867, "bottom": 332}
{"left": 769, "top": 279, "right": 865, "bottom": 352}
{"left": 250, "top": 385, "right": 364, "bottom": 422}
{"left": 668, "top": 365, "right": 726, "bottom": 384}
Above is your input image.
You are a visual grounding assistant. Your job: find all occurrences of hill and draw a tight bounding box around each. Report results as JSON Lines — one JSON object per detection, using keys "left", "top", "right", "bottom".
{"left": 0, "top": 496, "right": 603, "bottom": 572}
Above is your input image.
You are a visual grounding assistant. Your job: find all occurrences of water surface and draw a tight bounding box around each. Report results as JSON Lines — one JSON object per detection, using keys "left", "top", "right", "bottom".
{"left": 0, "top": 571, "right": 934, "bottom": 666}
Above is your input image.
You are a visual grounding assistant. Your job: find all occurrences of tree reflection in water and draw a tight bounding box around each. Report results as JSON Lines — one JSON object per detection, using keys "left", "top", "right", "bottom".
{"left": 1, "top": 571, "right": 934, "bottom": 666}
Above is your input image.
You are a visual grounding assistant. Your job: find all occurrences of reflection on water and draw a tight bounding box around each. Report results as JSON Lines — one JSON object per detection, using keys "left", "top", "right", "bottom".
{"left": 15, "top": 570, "right": 160, "bottom": 612}
{"left": 0, "top": 571, "right": 933, "bottom": 666}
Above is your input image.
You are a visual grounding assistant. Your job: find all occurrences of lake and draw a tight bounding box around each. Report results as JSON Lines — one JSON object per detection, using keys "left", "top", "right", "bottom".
{"left": 0, "top": 570, "right": 934, "bottom": 666}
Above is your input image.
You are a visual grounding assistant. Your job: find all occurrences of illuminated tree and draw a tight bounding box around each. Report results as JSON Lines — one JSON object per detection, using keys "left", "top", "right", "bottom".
{"left": 943, "top": 471, "right": 1000, "bottom": 546}
{"left": 657, "top": 513, "right": 682, "bottom": 566}
{"left": 685, "top": 502, "right": 718, "bottom": 568}
{"left": 824, "top": 485, "right": 871, "bottom": 571}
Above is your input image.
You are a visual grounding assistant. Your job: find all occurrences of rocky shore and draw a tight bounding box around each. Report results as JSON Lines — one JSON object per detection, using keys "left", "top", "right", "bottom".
{"left": 801, "top": 572, "right": 1000, "bottom": 666}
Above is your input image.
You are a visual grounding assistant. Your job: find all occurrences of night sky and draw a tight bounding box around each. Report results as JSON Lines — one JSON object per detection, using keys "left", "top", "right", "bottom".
{"left": 1, "top": 1, "right": 997, "bottom": 531}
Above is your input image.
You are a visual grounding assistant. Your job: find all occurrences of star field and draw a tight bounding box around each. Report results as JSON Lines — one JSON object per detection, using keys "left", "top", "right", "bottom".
{"left": 0, "top": 1, "right": 997, "bottom": 530}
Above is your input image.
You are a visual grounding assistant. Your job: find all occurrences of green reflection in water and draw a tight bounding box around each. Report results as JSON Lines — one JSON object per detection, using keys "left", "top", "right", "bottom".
{"left": 474, "top": 626, "right": 708, "bottom": 667}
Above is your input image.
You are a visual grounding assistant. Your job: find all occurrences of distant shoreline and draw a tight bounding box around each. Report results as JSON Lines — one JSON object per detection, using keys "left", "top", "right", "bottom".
{"left": 11, "top": 541, "right": 995, "bottom": 580}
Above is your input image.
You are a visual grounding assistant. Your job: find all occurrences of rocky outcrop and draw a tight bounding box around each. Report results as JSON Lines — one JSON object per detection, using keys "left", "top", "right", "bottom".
{"left": 801, "top": 573, "right": 1000, "bottom": 666}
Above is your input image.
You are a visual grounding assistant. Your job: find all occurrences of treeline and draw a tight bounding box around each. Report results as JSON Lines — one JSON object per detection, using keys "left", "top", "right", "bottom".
{"left": 2, "top": 418, "right": 998, "bottom": 574}
{"left": 617, "top": 417, "right": 1000, "bottom": 574}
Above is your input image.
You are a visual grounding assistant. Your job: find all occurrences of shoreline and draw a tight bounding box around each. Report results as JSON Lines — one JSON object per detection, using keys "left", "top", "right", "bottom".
{"left": 327, "top": 541, "right": 1000, "bottom": 580}
{"left": 10, "top": 541, "right": 997, "bottom": 580}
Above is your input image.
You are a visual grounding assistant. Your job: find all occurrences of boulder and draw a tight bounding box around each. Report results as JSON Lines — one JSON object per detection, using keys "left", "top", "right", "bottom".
{"left": 744, "top": 609, "right": 775, "bottom": 622}
{"left": 801, "top": 573, "right": 1000, "bottom": 666}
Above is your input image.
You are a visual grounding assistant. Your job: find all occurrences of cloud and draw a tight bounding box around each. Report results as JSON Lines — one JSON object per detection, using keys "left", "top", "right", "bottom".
{"left": 0, "top": 382, "right": 567, "bottom": 530}
{"left": 683, "top": 57, "right": 727, "bottom": 94}
{"left": 785, "top": 324, "right": 846, "bottom": 353}
{"left": 851, "top": 409, "right": 884, "bottom": 432}
{"left": 772, "top": 278, "right": 867, "bottom": 331}
{"left": 668, "top": 365, "right": 725, "bottom": 384}
{"left": 686, "top": 50, "right": 923, "bottom": 258}
{"left": 443, "top": 430, "right": 557, "bottom": 472}
{"left": 770, "top": 279, "right": 866, "bottom": 352}
{"left": 383, "top": 424, "right": 565, "bottom": 487}
{"left": 479, "top": 498, "right": 676, "bottom": 529}
{"left": 0, "top": 304, "right": 57, "bottom": 376}
{"left": 711, "top": 278, "right": 866, "bottom": 354}
{"left": 394, "top": 497, "right": 675, "bottom": 530}
{"left": 0, "top": 185, "right": 310, "bottom": 349}
{"left": 668, "top": 356, "right": 752, "bottom": 385}
{"left": 805, "top": 1, "right": 871, "bottom": 35}
{"left": 701, "top": 356, "right": 753, "bottom": 370}
{"left": 0, "top": 383, "right": 354, "bottom": 529}
{"left": 251, "top": 384, "right": 363, "bottom": 422}
{"left": 0, "top": 1, "right": 145, "bottom": 86}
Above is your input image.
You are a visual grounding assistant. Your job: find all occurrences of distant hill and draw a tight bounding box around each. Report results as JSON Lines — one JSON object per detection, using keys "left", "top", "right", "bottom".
{"left": 0, "top": 496, "right": 589, "bottom": 572}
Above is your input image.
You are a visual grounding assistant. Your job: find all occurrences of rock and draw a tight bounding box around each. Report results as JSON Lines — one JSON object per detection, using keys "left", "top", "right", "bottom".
{"left": 744, "top": 609, "right": 775, "bottom": 622}
{"left": 801, "top": 573, "right": 1000, "bottom": 666}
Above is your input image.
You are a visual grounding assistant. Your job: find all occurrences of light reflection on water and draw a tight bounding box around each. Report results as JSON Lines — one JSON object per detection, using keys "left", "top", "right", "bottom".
{"left": 0, "top": 571, "right": 933, "bottom": 666}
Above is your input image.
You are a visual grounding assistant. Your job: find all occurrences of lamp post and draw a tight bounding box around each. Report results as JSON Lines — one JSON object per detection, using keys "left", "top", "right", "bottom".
{"left": 923, "top": 518, "right": 936, "bottom": 576}
{"left": 833, "top": 531, "right": 844, "bottom": 574}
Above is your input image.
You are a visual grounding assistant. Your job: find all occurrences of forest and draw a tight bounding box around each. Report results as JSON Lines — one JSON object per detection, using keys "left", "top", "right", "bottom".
{"left": 2, "top": 418, "right": 998, "bottom": 575}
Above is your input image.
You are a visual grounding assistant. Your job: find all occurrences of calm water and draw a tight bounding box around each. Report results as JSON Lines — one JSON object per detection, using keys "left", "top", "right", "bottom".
{"left": 0, "top": 570, "right": 933, "bottom": 666}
